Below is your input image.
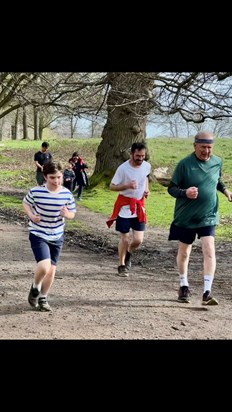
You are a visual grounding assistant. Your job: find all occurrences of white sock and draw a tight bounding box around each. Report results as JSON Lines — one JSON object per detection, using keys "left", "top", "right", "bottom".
{"left": 204, "top": 275, "right": 213, "bottom": 293}
{"left": 33, "top": 282, "right": 41, "bottom": 291}
{"left": 179, "top": 274, "right": 188, "bottom": 287}
{"left": 38, "top": 293, "right": 47, "bottom": 299}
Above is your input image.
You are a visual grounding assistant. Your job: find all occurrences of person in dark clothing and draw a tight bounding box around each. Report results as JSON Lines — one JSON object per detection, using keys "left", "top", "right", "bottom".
{"left": 68, "top": 152, "right": 78, "bottom": 192}
{"left": 63, "top": 162, "right": 75, "bottom": 191}
{"left": 69, "top": 152, "right": 89, "bottom": 200}
{"left": 34, "top": 142, "right": 52, "bottom": 185}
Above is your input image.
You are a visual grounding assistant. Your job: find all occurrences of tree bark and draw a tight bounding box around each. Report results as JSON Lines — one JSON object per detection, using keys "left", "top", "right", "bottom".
{"left": 39, "top": 112, "right": 44, "bottom": 140}
{"left": 34, "top": 106, "right": 39, "bottom": 140}
{"left": 23, "top": 107, "right": 28, "bottom": 140}
{"left": 13, "top": 108, "right": 19, "bottom": 140}
{"left": 0, "top": 118, "right": 5, "bottom": 141}
{"left": 11, "top": 125, "right": 16, "bottom": 140}
{"left": 94, "top": 73, "right": 154, "bottom": 175}
{"left": 70, "top": 116, "right": 74, "bottom": 138}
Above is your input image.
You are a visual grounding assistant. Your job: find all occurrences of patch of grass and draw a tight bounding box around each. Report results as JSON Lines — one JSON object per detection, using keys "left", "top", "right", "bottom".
{"left": 1, "top": 137, "right": 232, "bottom": 240}
{"left": 65, "top": 217, "right": 94, "bottom": 232}
{"left": 0, "top": 154, "right": 12, "bottom": 164}
{"left": 81, "top": 182, "right": 175, "bottom": 227}
{"left": 0, "top": 194, "right": 22, "bottom": 209}
{"left": 0, "top": 138, "right": 101, "bottom": 190}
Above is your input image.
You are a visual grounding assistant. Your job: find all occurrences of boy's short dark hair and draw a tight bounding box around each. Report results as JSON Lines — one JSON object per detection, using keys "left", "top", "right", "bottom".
{"left": 42, "top": 142, "right": 49, "bottom": 148}
{"left": 43, "top": 161, "right": 63, "bottom": 176}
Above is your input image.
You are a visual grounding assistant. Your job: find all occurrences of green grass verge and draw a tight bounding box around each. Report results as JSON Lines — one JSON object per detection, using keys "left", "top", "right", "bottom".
{"left": 0, "top": 137, "right": 232, "bottom": 241}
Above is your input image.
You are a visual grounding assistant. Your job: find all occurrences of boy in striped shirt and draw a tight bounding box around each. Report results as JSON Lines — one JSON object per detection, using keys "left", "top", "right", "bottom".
{"left": 23, "top": 160, "right": 76, "bottom": 312}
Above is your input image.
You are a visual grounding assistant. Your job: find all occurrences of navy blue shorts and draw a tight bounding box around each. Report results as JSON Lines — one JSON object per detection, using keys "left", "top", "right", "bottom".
{"left": 115, "top": 216, "right": 146, "bottom": 233}
{"left": 29, "top": 233, "right": 64, "bottom": 265}
{"left": 168, "top": 223, "right": 215, "bottom": 245}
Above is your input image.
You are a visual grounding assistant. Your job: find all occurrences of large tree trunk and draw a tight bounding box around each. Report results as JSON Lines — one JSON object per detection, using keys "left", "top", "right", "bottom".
{"left": 94, "top": 73, "right": 154, "bottom": 175}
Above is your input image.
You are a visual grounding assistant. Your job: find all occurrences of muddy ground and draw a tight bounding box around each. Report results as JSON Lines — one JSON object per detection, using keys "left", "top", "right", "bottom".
{"left": 0, "top": 188, "right": 232, "bottom": 340}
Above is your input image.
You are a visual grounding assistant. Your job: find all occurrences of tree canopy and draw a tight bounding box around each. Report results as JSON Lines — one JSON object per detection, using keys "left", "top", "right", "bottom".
{"left": 1, "top": 72, "right": 232, "bottom": 174}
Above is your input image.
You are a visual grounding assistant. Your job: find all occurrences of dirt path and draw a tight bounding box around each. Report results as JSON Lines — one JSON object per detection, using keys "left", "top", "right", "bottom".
{"left": 1, "top": 197, "right": 232, "bottom": 339}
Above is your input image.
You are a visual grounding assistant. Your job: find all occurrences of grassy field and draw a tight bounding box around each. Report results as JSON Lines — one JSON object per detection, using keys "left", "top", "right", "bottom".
{"left": 0, "top": 136, "right": 232, "bottom": 240}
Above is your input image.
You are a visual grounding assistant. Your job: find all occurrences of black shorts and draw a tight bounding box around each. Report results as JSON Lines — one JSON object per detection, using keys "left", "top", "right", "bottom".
{"left": 115, "top": 216, "right": 146, "bottom": 233}
{"left": 168, "top": 223, "right": 215, "bottom": 245}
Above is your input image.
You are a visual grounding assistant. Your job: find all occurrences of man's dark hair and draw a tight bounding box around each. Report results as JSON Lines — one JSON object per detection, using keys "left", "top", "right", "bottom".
{"left": 42, "top": 142, "right": 49, "bottom": 148}
{"left": 131, "top": 142, "right": 146, "bottom": 153}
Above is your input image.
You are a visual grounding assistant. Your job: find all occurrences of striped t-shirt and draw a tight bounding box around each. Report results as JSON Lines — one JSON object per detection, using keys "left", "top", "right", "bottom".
{"left": 23, "top": 184, "right": 76, "bottom": 241}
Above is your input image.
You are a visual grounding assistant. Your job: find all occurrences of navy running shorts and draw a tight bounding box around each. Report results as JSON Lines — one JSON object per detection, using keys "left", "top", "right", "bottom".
{"left": 116, "top": 216, "right": 146, "bottom": 233}
{"left": 29, "top": 232, "right": 64, "bottom": 265}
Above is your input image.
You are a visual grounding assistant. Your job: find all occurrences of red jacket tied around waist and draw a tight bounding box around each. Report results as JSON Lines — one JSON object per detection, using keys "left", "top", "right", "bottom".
{"left": 106, "top": 194, "right": 147, "bottom": 228}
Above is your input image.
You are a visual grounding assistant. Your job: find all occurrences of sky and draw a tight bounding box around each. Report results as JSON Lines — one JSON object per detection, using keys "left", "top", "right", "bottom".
{"left": 77, "top": 119, "right": 158, "bottom": 139}
{"left": 146, "top": 124, "right": 157, "bottom": 138}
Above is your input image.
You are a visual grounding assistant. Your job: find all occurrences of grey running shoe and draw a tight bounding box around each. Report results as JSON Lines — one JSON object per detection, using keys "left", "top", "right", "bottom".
{"left": 38, "top": 297, "right": 52, "bottom": 312}
{"left": 125, "top": 251, "right": 132, "bottom": 270}
{"left": 178, "top": 286, "right": 190, "bottom": 303}
{"left": 28, "top": 284, "right": 40, "bottom": 307}
{"left": 118, "top": 265, "right": 129, "bottom": 277}
{"left": 202, "top": 290, "right": 218, "bottom": 306}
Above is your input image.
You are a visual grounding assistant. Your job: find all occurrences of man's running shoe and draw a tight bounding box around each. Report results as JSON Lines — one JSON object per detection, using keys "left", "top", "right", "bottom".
{"left": 125, "top": 251, "right": 132, "bottom": 270}
{"left": 178, "top": 286, "right": 190, "bottom": 303}
{"left": 118, "top": 265, "right": 129, "bottom": 277}
{"left": 38, "top": 297, "right": 52, "bottom": 312}
{"left": 28, "top": 284, "right": 40, "bottom": 307}
{"left": 202, "top": 290, "right": 218, "bottom": 306}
